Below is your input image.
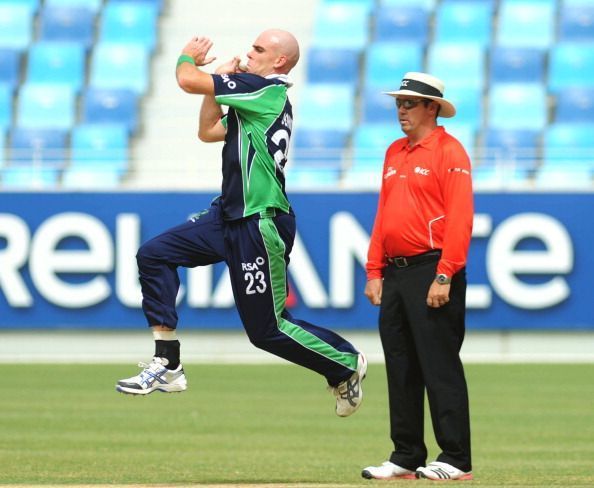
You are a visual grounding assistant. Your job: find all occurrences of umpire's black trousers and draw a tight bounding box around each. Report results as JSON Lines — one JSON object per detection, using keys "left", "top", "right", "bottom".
{"left": 379, "top": 253, "right": 471, "bottom": 472}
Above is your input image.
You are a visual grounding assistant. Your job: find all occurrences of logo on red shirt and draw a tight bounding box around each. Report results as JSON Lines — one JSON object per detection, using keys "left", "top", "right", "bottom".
{"left": 384, "top": 166, "right": 397, "bottom": 179}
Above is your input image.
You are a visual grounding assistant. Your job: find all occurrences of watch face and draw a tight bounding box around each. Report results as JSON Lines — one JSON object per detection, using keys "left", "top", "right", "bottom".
{"left": 436, "top": 274, "right": 450, "bottom": 284}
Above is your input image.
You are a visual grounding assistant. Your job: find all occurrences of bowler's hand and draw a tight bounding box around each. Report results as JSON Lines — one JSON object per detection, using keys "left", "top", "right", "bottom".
{"left": 426, "top": 281, "right": 450, "bottom": 308}
{"left": 215, "top": 56, "right": 243, "bottom": 75}
{"left": 182, "top": 36, "right": 216, "bottom": 66}
{"left": 364, "top": 278, "right": 383, "bottom": 306}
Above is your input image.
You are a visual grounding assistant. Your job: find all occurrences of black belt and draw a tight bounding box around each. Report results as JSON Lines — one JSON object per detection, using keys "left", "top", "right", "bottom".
{"left": 387, "top": 250, "right": 441, "bottom": 268}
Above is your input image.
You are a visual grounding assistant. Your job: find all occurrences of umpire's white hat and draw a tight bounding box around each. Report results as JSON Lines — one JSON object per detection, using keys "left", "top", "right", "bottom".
{"left": 384, "top": 72, "right": 457, "bottom": 118}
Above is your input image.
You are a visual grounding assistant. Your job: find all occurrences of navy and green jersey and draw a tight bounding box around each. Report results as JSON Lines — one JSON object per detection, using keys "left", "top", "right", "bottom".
{"left": 212, "top": 72, "right": 293, "bottom": 220}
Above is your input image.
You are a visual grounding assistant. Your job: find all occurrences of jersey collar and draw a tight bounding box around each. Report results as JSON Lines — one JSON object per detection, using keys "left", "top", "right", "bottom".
{"left": 265, "top": 73, "right": 293, "bottom": 88}
{"left": 406, "top": 126, "right": 445, "bottom": 151}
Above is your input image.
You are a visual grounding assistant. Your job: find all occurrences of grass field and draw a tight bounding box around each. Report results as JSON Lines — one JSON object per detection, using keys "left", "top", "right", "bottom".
{"left": 2, "top": 363, "right": 594, "bottom": 487}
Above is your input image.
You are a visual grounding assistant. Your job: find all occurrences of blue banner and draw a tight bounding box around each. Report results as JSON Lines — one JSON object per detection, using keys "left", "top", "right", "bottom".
{"left": 1, "top": 192, "right": 592, "bottom": 329}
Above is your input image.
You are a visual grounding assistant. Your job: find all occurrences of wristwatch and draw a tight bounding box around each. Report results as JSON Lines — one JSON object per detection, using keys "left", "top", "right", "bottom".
{"left": 435, "top": 273, "right": 451, "bottom": 285}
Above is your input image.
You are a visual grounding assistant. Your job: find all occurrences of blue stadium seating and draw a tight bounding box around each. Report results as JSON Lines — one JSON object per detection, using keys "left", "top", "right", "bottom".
{"left": 99, "top": 2, "right": 159, "bottom": 51}
{"left": 0, "top": 0, "right": 40, "bottom": 12}
{"left": 0, "top": 0, "right": 165, "bottom": 189}
{"left": 489, "top": 47, "right": 546, "bottom": 83}
{"left": 380, "top": 0, "right": 436, "bottom": 9}
{"left": 0, "top": 84, "right": 13, "bottom": 131}
{"left": 472, "top": 164, "right": 534, "bottom": 189}
{"left": 543, "top": 123, "right": 594, "bottom": 169}
{"left": 445, "top": 123, "right": 477, "bottom": 160}
{"left": 496, "top": 0, "right": 555, "bottom": 48}
{"left": 1, "top": 166, "right": 61, "bottom": 188}
{"left": 27, "top": 42, "right": 86, "bottom": 92}
{"left": 434, "top": 1, "right": 493, "bottom": 47}
{"left": 488, "top": 83, "right": 548, "bottom": 130}
{"left": 361, "top": 87, "right": 397, "bottom": 124}
{"left": 481, "top": 128, "right": 540, "bottom": 170}
{"left": 110, "top": 0, "right": 164, "bottom": 13}
{"left": 39, "top": 6, "right": 96, "bottom": 48}
{"left": 82, "top": 88, "right": 139, "bottom": 133}
{"left": 364, "top": 42, "right": 423, "bottom": 89}
{"left": 9, "top": 128, "right": 68, "bottom": 167}
{"left": 427, "top": 43, "right": 485, "bottom": 89}
{"left": 312, "top": 2, "right": 370, "bottom": 49}
{"left": 63, "top": 123, "right": 129, "bottom": 188}
{"left": 0, "top": 48, "right": 21, "bottom": 89}
{"left": 296, "top": 84, "right": 355, "bottom": 131}
{"left": 374, "top": 7, "right": 429, "bottom": 43}
{"left": 294, "top": 0, "right": 594, "bottom": 189}
{"left": 61, "top": 166, "right": 123, "bottom": 187}
{"left": 285, "top": 166, "right": 341, "bottom": 188}
{"left": 549, "top": 43, "right": 594, "bottom": 91}
{"left": 0, "top": 130, "right": 6, "bottom": 169}
{"left": 559, "top": 6, "right": 594, "bottom": 41}
{"left": 343, "top": 123, "right": 396, "bottom": 189}
{"left": 44, "top": 0, "right": 101, "bottom": 12}
{"left": 555, "top": 88, "right": 594, "bottom": 123}
{"left": 70, "top": 123, "right": 129, "bottom": 173}
{"left": 291, "top": 128, "right": 348, "bottom": 168}
{"left": 17, "top": 83, "right": 76, "bottom": 129}
{"left": 90, "top": 42, "right": 150, "bottom": 94}
{"left": 306, "top": 47, "right": 361, "bottom": 84}
{"left": 0, "top": 4, "right": 35, "bottom": 50}
{"left": 445, "top": 88, "right": 483, "bottom": 127}
{"left": 351, "top": 123, "right": 397, "bottom": 169}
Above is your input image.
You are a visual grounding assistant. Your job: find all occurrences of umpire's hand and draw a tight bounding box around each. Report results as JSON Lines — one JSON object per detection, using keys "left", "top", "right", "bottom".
{"left": 426, "top": 281, "right": 450, "bottom": 308}
{"left": 365, "top": 278, "right": 383, "bottom": 306}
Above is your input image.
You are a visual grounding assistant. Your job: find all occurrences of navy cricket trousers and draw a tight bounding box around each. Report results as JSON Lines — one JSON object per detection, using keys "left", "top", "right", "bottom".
{"left": 136, "top": 198, "right": 359, "bottom": 386}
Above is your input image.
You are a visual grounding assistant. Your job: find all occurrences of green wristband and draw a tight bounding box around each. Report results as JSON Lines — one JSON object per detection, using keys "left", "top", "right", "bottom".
{"left": 176, "top": 54, "right": 196, "bottom": 68}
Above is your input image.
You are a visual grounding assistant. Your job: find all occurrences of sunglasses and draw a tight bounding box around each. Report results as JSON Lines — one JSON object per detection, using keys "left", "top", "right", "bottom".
{"left": 395, "top": 98, "right": 426, "bottom": 109}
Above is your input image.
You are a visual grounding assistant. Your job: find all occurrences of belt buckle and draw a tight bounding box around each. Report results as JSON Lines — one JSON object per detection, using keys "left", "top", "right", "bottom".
{"left": 394, "top": 256, "right": 408, "bottom": 267}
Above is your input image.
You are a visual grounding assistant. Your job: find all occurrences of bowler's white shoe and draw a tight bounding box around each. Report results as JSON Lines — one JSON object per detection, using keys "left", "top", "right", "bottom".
{"left": 361, "top": 461, "right": 416, "bottom": 480}
{"left": 330, "top": 352, "right": 367, "bottom": 417}
{"left": 415, "top": 461, "right": 473, "bottom": 480}
{"left": 116, "top": 357, "right": 187, "bottom": 395}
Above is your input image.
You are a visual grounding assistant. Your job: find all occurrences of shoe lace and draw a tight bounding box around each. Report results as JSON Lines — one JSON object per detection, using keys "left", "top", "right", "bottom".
{"left": 329, "top": 372, "right": 360, "bottom": 406}
{"left": 137, "top": 357, "right": 169, "bottom": 370}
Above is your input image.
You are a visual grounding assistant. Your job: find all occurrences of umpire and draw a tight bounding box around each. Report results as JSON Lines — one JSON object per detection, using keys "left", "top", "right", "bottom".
{"left": 361, "top": 72, "right": 474, "bottom": 481}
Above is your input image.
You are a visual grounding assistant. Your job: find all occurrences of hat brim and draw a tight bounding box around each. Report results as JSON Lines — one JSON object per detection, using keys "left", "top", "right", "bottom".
{"left": 384, "top": 89, "right": 456, "bottom": 118}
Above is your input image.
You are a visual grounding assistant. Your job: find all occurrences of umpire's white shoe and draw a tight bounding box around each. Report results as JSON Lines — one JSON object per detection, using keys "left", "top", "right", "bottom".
{"left": 415, "top": 461, "right": 473, "bottom": 481}
{"left": 330, "top": 352, "right": 367, "bottom": 417}
{"left": 116, "top": 357, "right": 187, "bottom": 395}
{"left": 361, "top": 461, "right": 416, "bottom": 480}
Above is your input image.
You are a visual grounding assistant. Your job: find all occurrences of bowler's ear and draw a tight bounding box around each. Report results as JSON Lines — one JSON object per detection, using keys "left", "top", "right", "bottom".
{"left": 274, "top": 54, "right": 288, "bottom": 70}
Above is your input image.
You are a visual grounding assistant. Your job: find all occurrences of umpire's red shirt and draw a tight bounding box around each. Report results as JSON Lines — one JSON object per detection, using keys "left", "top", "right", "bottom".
{"left": 366, "top": 126, "right": 474, "bottom": 280}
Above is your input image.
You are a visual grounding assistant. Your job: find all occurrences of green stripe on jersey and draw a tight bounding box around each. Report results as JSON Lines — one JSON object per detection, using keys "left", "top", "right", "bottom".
{"left": 216, "top": 84, "right": 287, "bottom": 117}
{"left": 217, "top": 85, "right": 291, "bottom": 217}
{"left": 258, "top": 218, "right": 358, "bottom": 372}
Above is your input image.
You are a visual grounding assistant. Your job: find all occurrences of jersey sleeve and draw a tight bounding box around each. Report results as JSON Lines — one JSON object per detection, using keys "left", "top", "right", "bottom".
{"left": 212, "top": 73, "right": 284, "bottom": 117}
{"left": 437, "top": 137, "right": 474, "bottom": 277}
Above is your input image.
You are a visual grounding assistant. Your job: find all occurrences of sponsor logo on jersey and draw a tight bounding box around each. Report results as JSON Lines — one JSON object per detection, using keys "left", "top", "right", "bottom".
{"left": 220, "top": 74, "right": 237, "bottom": 90}
{"left": 414, "top": 166, "right": 430, "bottom": 176}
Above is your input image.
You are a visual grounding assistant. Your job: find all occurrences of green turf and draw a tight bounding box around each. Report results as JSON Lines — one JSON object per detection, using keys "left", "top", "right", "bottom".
{"left": 2, "top": 363, "right": 594, "bottom": 486}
